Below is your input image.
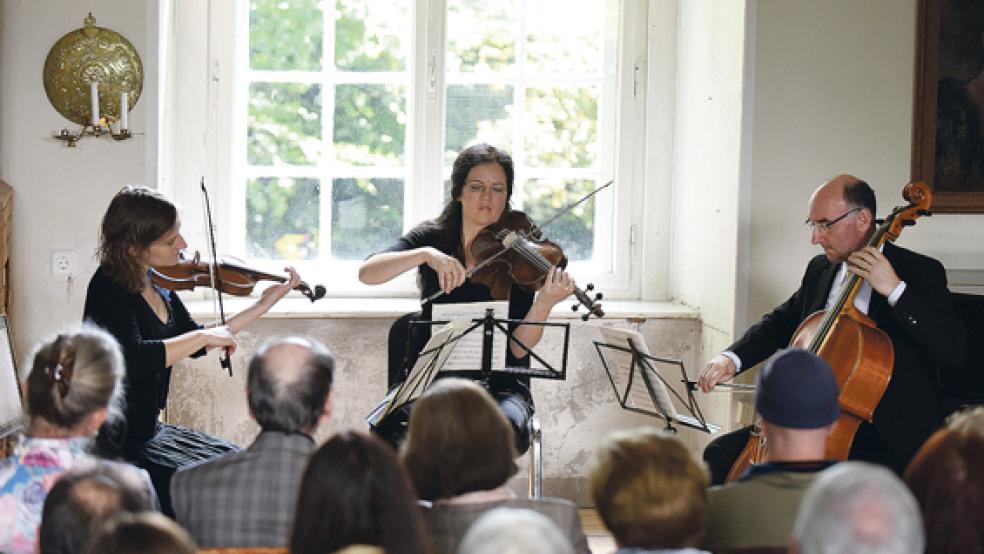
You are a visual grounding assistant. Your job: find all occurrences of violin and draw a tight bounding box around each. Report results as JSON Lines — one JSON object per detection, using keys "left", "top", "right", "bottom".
{"left": 467, "top": 210, "right": 605, "bottom": 320}
{"left": 151, "top": 251, "right": 327, "bottom": 302}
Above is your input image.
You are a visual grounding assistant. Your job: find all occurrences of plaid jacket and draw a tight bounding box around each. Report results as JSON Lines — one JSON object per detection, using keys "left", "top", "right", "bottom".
{"left": 171, "top": 430, "right": 314, "bottom": 548}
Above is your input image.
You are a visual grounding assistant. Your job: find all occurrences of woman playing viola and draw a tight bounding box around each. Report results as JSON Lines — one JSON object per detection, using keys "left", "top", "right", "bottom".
{"left": 82, "top": 185, "right": 301, "bottom": 516}
{"left": 359, "top": 143, "right": 575, "bottom": 453}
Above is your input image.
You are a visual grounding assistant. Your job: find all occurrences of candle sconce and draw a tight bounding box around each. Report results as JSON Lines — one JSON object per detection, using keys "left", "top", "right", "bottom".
{"left": 43, "top": 13, "right": 142, "bottom": 147}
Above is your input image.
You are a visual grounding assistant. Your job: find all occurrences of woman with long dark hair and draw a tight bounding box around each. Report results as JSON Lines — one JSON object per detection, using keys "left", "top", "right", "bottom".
{"left": 290, "top": 431, "right": 430, "bottom": 554}
{"left": 359, "top": 144, "right": 575, "bottom": 453}
{"left": 82, "top": 185, "right": 301, "bottom": 516}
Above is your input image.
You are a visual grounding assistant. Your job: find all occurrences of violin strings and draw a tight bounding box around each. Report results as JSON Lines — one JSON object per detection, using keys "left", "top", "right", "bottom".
{"left": 510, "top": 239, "right": 594, "bottom": 307}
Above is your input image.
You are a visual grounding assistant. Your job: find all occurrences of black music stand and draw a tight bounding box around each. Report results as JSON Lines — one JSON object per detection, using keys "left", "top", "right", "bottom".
{"left": 367, "top": 308, "right": 570, "bottom": 427}
{"left": 594, "top": 328, "right": 720, "bottom": 434}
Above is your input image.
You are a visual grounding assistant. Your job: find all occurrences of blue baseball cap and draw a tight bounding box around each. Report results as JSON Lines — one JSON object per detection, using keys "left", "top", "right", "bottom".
{"left": 755, "top": 348, "right": 840, "bottom": 429}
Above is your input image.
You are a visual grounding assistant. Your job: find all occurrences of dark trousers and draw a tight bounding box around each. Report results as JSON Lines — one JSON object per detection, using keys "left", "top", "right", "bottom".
{"left": 702, "top": 421, "right": 904, "bottom": 485}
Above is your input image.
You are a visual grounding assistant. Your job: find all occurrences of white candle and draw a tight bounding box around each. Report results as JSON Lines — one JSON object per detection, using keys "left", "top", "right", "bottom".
{"left": 90, "top": 81, "right": 100, "bottom": 126}
{"left": 120, "top": 92, "right": 129, "bottom": 131}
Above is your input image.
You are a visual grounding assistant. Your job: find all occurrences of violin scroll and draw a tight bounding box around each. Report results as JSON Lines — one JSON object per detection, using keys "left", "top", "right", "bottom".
{"left": 571, "top": 282, "right": 605, "bottom": 321}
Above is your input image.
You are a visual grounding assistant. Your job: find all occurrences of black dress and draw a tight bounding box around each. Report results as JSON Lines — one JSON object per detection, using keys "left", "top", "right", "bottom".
{"left": 372, "top": 224, "right": 536, "bottom": 454}
{"left": 83, "top": 266, "right": 239, "bottom": 516}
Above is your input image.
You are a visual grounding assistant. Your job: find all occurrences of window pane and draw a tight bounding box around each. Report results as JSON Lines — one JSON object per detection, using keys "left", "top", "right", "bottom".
{"left": 523, "top": 178, "right": 595, "bottom": 260}
{"left": 334, "top": 0, "right": 409, "bottom": 71}
{"left": 249, "top": 0, "right": 323, "bottom": 71}
{"left": 334, "top": 84, "right": 406, "bottom": 166}
{"left": 446, "top": 0, "right": 517, "bottom": 72}
{"left": 444, "top": 84, "right": 514, "bottom": 165}
{"left": 248, "top": 83, "right": 322, "bottom": 165}
{"left": 246, "top": 177, "right": 320, "bottom": 260}
{"left": 331, "top": 178, "right": 404, "bottom": 259}
{"left": 525, "top": 86, "right": 598, "bottom": 168}
{"left": 524, "top": 0, "right": 604, "bottom": 75}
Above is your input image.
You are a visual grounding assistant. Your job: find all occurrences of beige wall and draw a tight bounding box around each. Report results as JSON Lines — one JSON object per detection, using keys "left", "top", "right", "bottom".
{"left": 743, "top": 0, "right": 984, "bottom": 331}
{"left": 669, "top": 0, "right": 749, "bottom": 430}
{"left": 0, "top": 0, "right": 157, "bottom": 361}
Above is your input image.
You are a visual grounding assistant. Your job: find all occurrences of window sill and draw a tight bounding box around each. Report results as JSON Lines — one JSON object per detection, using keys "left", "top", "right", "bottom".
{"left": 184, "top": 296, "right": 699, "bottom": 321}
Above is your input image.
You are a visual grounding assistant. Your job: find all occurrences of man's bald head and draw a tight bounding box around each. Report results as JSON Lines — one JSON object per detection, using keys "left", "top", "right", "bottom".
{"left": 810, "top": 174, "right": 876, "bottom": 218}
{"left": 247, "top": 336, "right": 334, "bottom": 434}
{"left": 807, "top": 175, "right": 877, "bottom": 262}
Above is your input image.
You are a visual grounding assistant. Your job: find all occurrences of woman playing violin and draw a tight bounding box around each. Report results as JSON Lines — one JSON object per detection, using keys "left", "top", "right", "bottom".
{"left": 82, "top": 185, "right": 301, "bottom": 516}
{"left": 359, "top": 143, "right": 575, "bottom": 453}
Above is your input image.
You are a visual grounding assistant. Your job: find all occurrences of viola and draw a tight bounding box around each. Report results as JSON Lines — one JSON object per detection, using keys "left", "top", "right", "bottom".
{"left": 467, "top": 210, "right": 605, "bottom": 320}
{"left": 151, "top": 251, "right": 326, "bottom": 302}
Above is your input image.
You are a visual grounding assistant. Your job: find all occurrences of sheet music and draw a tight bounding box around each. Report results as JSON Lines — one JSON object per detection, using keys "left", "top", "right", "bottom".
{"left": 366, "top": 320, "right": 464, "bottom": 426}
{"left": 432, "top": 301, "right": 508, "bottom": 371}
{"left": 597, "top": 326, "right": 679, "bottom": 419}
{"left": 0, "top": 315, "right": 23, "bottom": 438}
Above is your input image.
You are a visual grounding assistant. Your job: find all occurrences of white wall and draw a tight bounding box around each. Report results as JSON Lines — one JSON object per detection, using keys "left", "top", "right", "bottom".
{"left": 668, "top": 0, "right": 749, "bottom": 430}
{"left": 0, "top": 0, "right": 155, "bottom": 360}
{"left": 744, "top": 0, "right": 984, "bottom": 329}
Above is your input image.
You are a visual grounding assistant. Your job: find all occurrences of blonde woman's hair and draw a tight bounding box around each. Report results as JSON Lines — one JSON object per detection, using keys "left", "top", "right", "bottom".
{"left": 590, "top": 427, "right": 710, "bottom": 549}
{"left": 25, "top": 325, "right": 124, "bottom": 429}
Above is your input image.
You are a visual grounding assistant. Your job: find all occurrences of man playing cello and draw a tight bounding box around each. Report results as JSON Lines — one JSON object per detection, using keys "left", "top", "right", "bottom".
{"left": 697, "top": 175, "right": 965, "bottom": 484}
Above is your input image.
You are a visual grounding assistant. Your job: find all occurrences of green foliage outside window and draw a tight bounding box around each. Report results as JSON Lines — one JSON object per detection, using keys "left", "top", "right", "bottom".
{"left": 246, "top": 177, "right": 320, "bottom": 260}
{"left": 246, "top": 0, "right": 605, "bottom": 263}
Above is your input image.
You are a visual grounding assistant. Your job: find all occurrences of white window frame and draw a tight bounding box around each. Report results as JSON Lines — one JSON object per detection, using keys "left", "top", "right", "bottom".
{"left": 165, "top": 0, "right": 651, "bottom": 300}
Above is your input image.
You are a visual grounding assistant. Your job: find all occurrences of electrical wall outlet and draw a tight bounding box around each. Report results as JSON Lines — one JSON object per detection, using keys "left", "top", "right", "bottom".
{"left": 51, "top": 250, "right": 76, "bottom": 276}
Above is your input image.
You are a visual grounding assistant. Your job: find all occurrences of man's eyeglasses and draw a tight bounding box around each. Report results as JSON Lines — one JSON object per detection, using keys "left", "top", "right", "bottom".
{"left": 804, "top": 207, "right": 861, "bottom": 232}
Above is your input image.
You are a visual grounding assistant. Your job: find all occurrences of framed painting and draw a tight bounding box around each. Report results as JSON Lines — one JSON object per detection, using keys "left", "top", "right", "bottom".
{"left": 0, "top": 315, "right": 23, "bottom": 439}
{"left": 911, "top": 0, "right": 984, "bottom": 213}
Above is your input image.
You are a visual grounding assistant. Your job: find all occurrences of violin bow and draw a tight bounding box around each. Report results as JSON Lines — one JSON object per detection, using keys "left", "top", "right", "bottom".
{"left": 533, "top": 180, "right": 613, "bottom": 237}
{"left": 422, "top": 179, "right": 614, "bottom": 305}
{"left": 201, "top": 177, "right": 233, "bottom": 376}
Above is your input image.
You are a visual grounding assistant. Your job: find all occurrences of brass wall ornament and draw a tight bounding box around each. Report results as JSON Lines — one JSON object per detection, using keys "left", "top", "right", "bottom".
{"left": 43, "top": 13, "right": 142, "bottom": 146}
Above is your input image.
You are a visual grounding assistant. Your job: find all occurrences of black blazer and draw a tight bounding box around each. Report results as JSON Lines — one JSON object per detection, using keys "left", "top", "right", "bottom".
{"left": 729, "top": 242, "right": 965, "bottom": 470}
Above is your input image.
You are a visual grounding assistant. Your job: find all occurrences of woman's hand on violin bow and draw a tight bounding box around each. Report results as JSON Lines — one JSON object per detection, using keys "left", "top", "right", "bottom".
{"left": 257, "top": 266, "right": 302, "bottom": 307}
{"left": 535, "top": 266, "right": 576, "bottom": 308}
{"left": 424, "top": 248, "right": 466, "bottom": 293}
{"left": 199, "top": 325, "right": 237, "bottom": 354}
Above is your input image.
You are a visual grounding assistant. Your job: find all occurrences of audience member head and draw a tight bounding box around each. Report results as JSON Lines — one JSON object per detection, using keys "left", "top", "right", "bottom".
{"left": 86, "top": 512, "right": 197, "bottom": 554}
{"left": 791, "top": 461, "right": 924, "bottom": 554}
{"left": 246, "top": 335, "right": 335, "bottom": 434}
{"left": 905, "top": 406, "right": 984, "bottom": 554}
{"left": 401, "top": 378, "right": 517, "bottom": 501}
{"left": 590, "top": 428, "right": 709, "bottom": 550}
{"left": 755, "top": 348, "right": 839, "bottom": 460}
{"left": 25, "top": 325, "right": 124, "bottom": 437}
{"left": 458, "top": 507, "right": 574, "bottom": 554}
{"left": 38, "top": 462, "right": 153, "bottom": 554}
{"left": 98, "top": 185, "right": 179, "bottom": 292}
{"left": 290, "top": 431, "right": 429, "bottom": 554}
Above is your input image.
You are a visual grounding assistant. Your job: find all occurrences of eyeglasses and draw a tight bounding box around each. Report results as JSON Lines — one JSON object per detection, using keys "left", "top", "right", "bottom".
{"left": 465, "top": 182, "right": 508, "bottom": 196}
{"left": 804, "top": 207, "right": 860, "bottom": 232}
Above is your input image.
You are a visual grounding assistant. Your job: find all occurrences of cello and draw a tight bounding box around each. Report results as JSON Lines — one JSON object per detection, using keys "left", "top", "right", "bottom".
{"left": 725, "top": 181, "right": 933, "bottom": 481}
